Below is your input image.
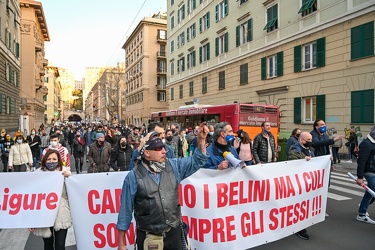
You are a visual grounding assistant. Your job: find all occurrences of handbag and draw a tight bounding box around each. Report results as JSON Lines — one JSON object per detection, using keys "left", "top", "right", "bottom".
{"left": 345, "top": 141, "right": 350, "bottom": 147}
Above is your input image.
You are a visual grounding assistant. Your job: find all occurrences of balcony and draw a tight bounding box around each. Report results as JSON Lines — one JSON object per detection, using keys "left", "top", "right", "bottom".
{"left": 42, "top": 58, "right": 48, "bottom": 67}
{"left": 157, "top": 35, "right": 167, "bottom": 43}
{"left": 156, "top": 83, "right": 166, "bottom": 90}
{"left": 156, "top": 51, "right": 166, "bottom": 58}
{"left": 156, "top": 67, "right": 167, "bottom": 75}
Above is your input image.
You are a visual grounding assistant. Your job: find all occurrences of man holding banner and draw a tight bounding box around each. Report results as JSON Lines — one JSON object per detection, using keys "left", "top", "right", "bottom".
{"left": 288, "top": 131, "right": 315, "bottom": 240}
{"left": 117, "top": 122, "right": 209, "bottom": 250}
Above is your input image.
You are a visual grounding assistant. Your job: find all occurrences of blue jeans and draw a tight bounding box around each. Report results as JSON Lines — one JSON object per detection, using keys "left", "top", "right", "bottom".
{"left": 358, "top": 174, "right": 375, "bottom": 215}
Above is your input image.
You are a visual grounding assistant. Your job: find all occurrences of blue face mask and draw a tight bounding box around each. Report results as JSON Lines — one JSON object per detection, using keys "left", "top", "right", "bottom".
{"left": 319, "top": 126, "right": 327, "bottom": 133}
{"left": 209, "top": 132, "right": 214, "bottom": 136}
{"left": 225, "top": 135, "right": 235, "bottom": 143}
{"left": 45, "top": 162, "right": 59, "bottom": 171}
{"left": 17, "top": 139, "right": 23, "bottom": 144}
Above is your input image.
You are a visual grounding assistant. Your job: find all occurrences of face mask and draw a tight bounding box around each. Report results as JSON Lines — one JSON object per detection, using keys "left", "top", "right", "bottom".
{"left": 304, "top": 141, "right": 312, "bottom": 148}
{"left": 318, "top": 126, "right": 327, "bottom": 133}
{"left": 263, "top": 129, "right": 271, "bottom": 134}
{"left": 182, "top": 134, "right": 186, "bottom": 138}
{"left": 76, "top": 134, "right": 80, "bottom": 137}
{"left": 120, "top": 142, "right": 127, "bottom": 147}
{"left": 166, "top": 136, "right": 173, "bottom": 141}
{"left": 225, "top": 134, "right": 235, "bottom": 144}
{"left": 31, "top": 131, "right": 35, "bottom": 135}
{"left": 17, "top": 139, "right": 23, "bottom": 144}
{"left": 171, "top": 129, "right": 176, "bottom": 134}
{"left": 115, "top": 132, "right": 122, "bottom": 135}
{"left": 50, "top": 141, "right": 58, "bottom": 147}
{"left": 6, "top": 136, "right": 11, "bottom": 140}
{"left": 45, "top": 162, "right": 59, "bottom": 171}
{"left": 209, "top": 132, "right": 214, "bottom": 136}
{"left": 296, "top": 134, "right": 300, "bottom": 138}
{"left": 88, "top": 130, "right": 92, "bottom": 133}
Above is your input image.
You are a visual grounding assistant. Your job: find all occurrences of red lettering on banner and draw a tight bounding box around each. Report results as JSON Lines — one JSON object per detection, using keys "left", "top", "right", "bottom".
{"left": 0, "top": 188, "right": 58, "bottom": 215}
{"left": 88, "top": 189, "right": 122, "bottom": 214}
{"left": 93, "top": 223, "right": 135, "bottom": 248}
{"left": 268, "top": 199, "right": 310, "bottom": 230}
{"left": 217, "top": 180, "right": 271, "bottom": 207}
{"left": 303, "top": 170, "right": 325, "bottom": 192}
{"left": 203, "top": 184, "right": 209, "bottom": 209}
{"left": 241, "top": 210, "right": 264, "bottom": 237}
{"left": 273, "top": 176, "right": 295, "bottom": 200}
{"left": 183, "top": 184, "right": 196, "bottom": 208}
{"left": 295, "top": 174, "right": 302, "bottom": 195}
{"left": 185, "top": 216, "right": 236, "bottom": 243}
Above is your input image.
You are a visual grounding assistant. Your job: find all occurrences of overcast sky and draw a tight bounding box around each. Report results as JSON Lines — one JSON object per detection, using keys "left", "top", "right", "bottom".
{"left": 42, "top": 0, "right": 166, "bottom": 79}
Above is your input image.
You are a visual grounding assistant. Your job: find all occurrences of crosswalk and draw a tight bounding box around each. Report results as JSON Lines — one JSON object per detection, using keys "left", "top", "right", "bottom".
{"left": 328, "top": 172, "right": 366, "bottom": 201}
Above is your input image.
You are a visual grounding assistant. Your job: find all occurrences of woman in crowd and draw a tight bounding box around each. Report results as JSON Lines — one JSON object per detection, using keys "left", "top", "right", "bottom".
{"left": 235, "top": 130, "right": 253, "bottom": 166}
{"left": 72, "top": 130, "right": 86, "bottom": 174}
{"left": 110, "top": 136, "right": 133, "bottom": 171}
{"left": 29, "top": 150, "right": 72, "bottom": 250}
{"left": 26, "top": 128, "right": 41, "bottom": 171}
{"left": 179, "top": 130, "right": 189, "bottom": 157}
{"left": 8, "top": 134, "right": 33, "bottom": 172}
{"left": 105, "top": 128, "right": 118, "bottom": 148}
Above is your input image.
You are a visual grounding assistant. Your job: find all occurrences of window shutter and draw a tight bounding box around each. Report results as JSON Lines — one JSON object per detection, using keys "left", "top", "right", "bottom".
{"left": 215, "top": 5, "right": 219, "bottom": 22}
{"left": 261, "top": 57, "right": 266, "bottom": 80}
{"left": 178, "top": 10, "right": 180, "bottom": 23}
{"left": 187, "top": 0, "right": 190, "bottom": 14}
{"left": 207, "top": 43, "right": 210, "bottom": 60}
{"left": 247, "top": 19, "right": 253, "bottom": 42}
{"left": 294, "top": 45, "right": 302, "bottom": 72}
{"left": 294, "top": 97, "right": 302, "bottom": 124}
{"left": 16, "top": 42, "right": 20, "bottom": 58}
{"left": 199, "top": 18, "right": 202, "bottom": 33}
{"left": 215, "top": 37, "right": 219, "bottom": 56}
{"left": 316, "top": 95, "right": 326, "bottom": 121}
{"left": 224, "top": 0, "right": 228, "bottom": 16}
{"left": 193, "top": 51, "right": 196, "bottom": 66}
{"left": 224, "top": 32, "right": 228, "bottom": 52}
{"left": 187, "top": 27, "right": 190, "bottom": 41}
{"left": 362, "top": 89, "right": 374, "bottom": 123}
{"left": 199, "top": 46, "right": 202, "bottom": 63}
{"left": 207, "top": 12, "right": 210, "bottom": 28}
{"left": 316, "top": 37, "right": 325, "bottom": 67}
{"left": 182, "top": 5, "right": 185, "bottom": 19}
{"left": 236, "top": 25, "right": 240, "bottom": 47}
{"left": 193, "top": 23, "right": 196, "bottom": 37}
{"left": 277, "top": 51, "right": 284, "bottom": 76}
{"left": 193, "top": 0, "right": 196, "bottom": 9}
{"left": 363, "top": 22, "right": 374, "bottom": 57}
{"left": 187, "top": 54, "right": 190, "bottom": 68}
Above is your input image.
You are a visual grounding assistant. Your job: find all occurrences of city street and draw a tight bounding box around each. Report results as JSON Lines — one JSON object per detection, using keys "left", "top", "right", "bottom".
{"left": 1, "top": 158, "right": 374, "bottom": 250}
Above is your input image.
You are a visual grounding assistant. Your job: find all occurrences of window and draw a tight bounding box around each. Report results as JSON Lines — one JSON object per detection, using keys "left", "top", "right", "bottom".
{"left": 171, "top": 0, "right": 174, "bottom": 6}
{"left": 187, "top": 51, "right": 196, "bottom": 68}
{"left": 158, "top": 30, "right": 167, "bottom": 40}
{"left": 215, "top": 0, "right": 228, "bottom": 22}
{"left": 158, "top": 60, "right": 166, "bottom": 73}
{"left": 170, "top": 61, "right": 175, "bottom": 75}
{"left": 294, "top": 38, "right": 325, "bottom": 72}
{"left": 170, "top": 87, "right": 174, "bottom": 100}
{"left": 6, "top": 96, "right": 11, "bottom": 115}
{"left": 240, "top": 63, "right": 248, "bottom": 85}
{"left": 187, "top": 0, "right": 196, "bottom": 14}
{"left": 157, "top": 76, "right": 166, "bottom": 89}
{"left": 177, "top": 32, "right": 185, "bottom": 48}
{"left": 189, "top": 81, "right": 194, "bottom": 96}
{"left": 179, "top": 84, "right": 183, "bottom": 99}
{"left": 5, "top": 62, "right": 10, "bottom": 81}
{"left": 215, "top": 33, "right": 228, "bottom": 56}
{"left": 261, "top": 52, "right": 283, "bottom": 80}
{"left": 177, "top": 57, "right": 185, "bottom": 72}
{"left": 187, "top": 23, "right": 196, "bottom": 41}
{"left": 294, "top": 95, "right": 325, "bottom": 124}
{"left": 218, "top": 71, "right": 225, "bottom": 90}
{"left": 264, "top": 4, "right": 278, "bottom": 32}
{"left": 178, "top": 5, "right": 185, "bottom": 23}
{"left": 157, "top": 91, "right": 166, "bottom": 102}
{"left": 199, "top": 12, "right": 210, "bottom": 33}
{"left": 298, "top": 0, "right": 317, "bottom": 17}
{"left": 199, "top": 43, "right": 210, "bottom": 63}
{"left": 351, "top": 22, "right": 374, "bottom": 60}
{"left": 171, "top": 40, "right": 174, "bottom": 53}
{"left": 351, "top": 89, "right": 374, "bottom": 123}
{"left": 236, "top": 19, "right": 252, "bottom": 47}
{"left": 170, "top": 15, "right": 175, "bottom": 29}
{"left": 202, "top": 77, "right": 208, "bottom": 94}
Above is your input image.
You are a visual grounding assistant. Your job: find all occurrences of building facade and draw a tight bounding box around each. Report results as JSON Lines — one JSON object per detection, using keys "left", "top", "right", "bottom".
{"left": 0, "top": 0, "right": 21, "bottom": 134}
{"left": 167, "top": 0, "right": 375, "bottom": 140}
{"left": 19, "top": 0, "right": 49, "bottom": 133}
{"left": 83, "top": 66, "right": 102, "bottom": 108}
{"left": 123, "top": 12, "right": 168, "bottom": 126}
{"left": 44, "top": 66, "right": 61, "bottom": 125}
{"left": 57, "top": 67, "right": 75, "bottom": 120}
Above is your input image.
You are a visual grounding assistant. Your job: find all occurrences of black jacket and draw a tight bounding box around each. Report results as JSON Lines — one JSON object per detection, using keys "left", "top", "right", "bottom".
{"left": 357, "top": 136, "right": 375, "bottom": 179}
{"left": 310, "top": 129, "right": 334, "bottom": 157}
{"left": 253, "top": 132, "right": 276, "bottom": 163}
{"left": 110, "top": 137, "right": 133, "bottom": 171}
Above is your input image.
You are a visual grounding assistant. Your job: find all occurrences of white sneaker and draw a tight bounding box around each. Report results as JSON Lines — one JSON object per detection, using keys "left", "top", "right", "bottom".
{"left": 356, "top": 214, "right": 375, "bottom": 224}
{"left": 346, "top": 160, "right": 352, "bottom": 163}
{"left": 358, "top": 204, "right": 370, "bottom": 217}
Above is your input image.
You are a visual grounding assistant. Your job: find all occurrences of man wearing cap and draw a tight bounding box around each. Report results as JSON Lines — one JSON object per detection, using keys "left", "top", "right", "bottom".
{"left": 87, "top": 132, "right": 111, "bottom": 173}
{"left": 117, "top": 122, "right": 209, "bottom": 250}
{"left": 128, "top": 122, "right": 175, "bottom": 171}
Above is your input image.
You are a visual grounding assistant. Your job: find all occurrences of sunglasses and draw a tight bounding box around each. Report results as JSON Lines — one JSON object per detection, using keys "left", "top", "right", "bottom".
{"left": 148, "top": 146, "right": 165, "bottom": 151}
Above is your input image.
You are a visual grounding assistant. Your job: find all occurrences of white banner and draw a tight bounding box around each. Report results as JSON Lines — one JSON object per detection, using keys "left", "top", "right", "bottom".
{"left": 65, "top": 172, "right": 136, "bottom": 250}
{"left": 0, "top": 172, "right": 64, "bottom": 228}
{"left": 180, "top": 155, "right": 331, "bottom": 249}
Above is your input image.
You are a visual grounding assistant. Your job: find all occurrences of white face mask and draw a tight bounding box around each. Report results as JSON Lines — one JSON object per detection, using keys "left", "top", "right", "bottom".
{"left": 31, "top": 131, "right": 35, "bottom": 135}
{"left": 50, "top": 141, "right": 58, "bottom": 147}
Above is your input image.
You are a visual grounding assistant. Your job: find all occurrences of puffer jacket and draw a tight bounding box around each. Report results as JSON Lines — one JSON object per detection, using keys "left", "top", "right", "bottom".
{"left": 8, "top": 143, "right": 33, "bottom": 166}
{"left": 87, "top": 141, "right": 112, "bottom": 173}
{"left": 357, "top": 134, "right": 375, "bottom": 179}
{"left": 252, "top": 132, "right": 276, "bottom": 163}
{"left": 110, "top": 145, "right": 133, "bottom": 171}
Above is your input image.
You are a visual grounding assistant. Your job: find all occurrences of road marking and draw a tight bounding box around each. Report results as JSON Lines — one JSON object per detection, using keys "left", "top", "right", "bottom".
{"left": 330, "top": 179, "right": 364, "bottom": 191}
{"left": 329, "top": 185, "right": 365, "bottom": 197}
{"left": 327, "top": 192, "right": 352, "bottom": 201}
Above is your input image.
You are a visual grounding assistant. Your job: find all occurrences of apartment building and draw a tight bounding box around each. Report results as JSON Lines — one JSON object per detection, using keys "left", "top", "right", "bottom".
{"left": 123, "top": 12, "right": 168, "bottom": 126}
{"left": 167, "top": 0, "right": 375, "bottom": 137}
{"left": 44, "top": 66, "right": 62, "bottom": 125}
{"left": 0, "top": 0, "right": 21, "bottom": 134}
{"left": 19, "top": 0, "right": 49, "bottom": 132}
